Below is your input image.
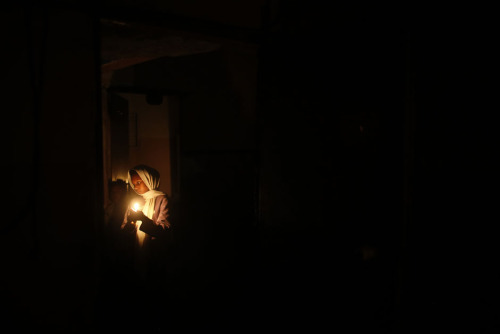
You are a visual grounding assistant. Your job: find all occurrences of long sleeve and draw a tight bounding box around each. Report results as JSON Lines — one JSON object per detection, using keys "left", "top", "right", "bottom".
{"left": 139, "top": 195, "right": 171, "bottom": 238}
{"left": 153, "top": 195, "right": 170, "bottom": 230}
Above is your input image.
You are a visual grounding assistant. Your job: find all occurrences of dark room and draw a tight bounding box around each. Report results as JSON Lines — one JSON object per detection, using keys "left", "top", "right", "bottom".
{"left": 1, "top": 1, "right": 496, "bottom": 332}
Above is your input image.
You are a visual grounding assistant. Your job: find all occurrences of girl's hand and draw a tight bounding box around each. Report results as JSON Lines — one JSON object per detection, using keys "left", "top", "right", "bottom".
{"left": 129, "top": 210, "right": 145, "bottom": 222}
{"left": 122, "top": 220, "right": 136, "bottom": 233}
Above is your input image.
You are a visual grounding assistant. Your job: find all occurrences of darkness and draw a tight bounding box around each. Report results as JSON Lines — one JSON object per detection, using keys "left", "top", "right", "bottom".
{"left": 1, "top": 2, "right": 497, "bottom": 333}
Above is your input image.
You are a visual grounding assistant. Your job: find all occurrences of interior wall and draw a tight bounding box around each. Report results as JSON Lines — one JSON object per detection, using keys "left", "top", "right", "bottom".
{"left": 120, "top": 92, "right": 172, "bottom": 196}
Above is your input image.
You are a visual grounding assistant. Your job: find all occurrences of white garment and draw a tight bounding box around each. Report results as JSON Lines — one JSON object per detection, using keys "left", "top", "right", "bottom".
{"left": 127, "top": 165, "right": 165, "bottom": 248}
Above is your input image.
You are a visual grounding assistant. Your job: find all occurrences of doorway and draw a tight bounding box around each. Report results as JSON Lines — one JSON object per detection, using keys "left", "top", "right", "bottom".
{"left": 105, "top": 90, "right": 179, "bottom": 198}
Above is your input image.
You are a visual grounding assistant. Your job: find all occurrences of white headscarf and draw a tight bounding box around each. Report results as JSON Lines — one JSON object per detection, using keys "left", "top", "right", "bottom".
{"left": 128, "top": 165, "right": 165, "bottom": 247}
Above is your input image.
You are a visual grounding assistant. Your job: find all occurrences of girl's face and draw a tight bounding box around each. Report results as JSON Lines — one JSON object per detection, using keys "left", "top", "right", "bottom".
{"left": 131, "top": 173, "right": 149, "bottom": 195}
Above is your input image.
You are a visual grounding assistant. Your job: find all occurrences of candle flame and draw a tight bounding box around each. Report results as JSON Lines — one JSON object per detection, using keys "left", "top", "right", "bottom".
{"left": 133, "top": 202, "right": 140, "bottom": 212}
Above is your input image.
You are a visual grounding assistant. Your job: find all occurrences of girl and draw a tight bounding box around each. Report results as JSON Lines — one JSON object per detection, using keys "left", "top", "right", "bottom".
{"left": 121, "top": 164, "right": 173, "bottom": 280}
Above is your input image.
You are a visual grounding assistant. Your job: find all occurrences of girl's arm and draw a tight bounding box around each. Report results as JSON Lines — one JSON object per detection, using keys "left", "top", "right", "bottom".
{"left": 139, "top": 196, "right": 171, "bottom": 238}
